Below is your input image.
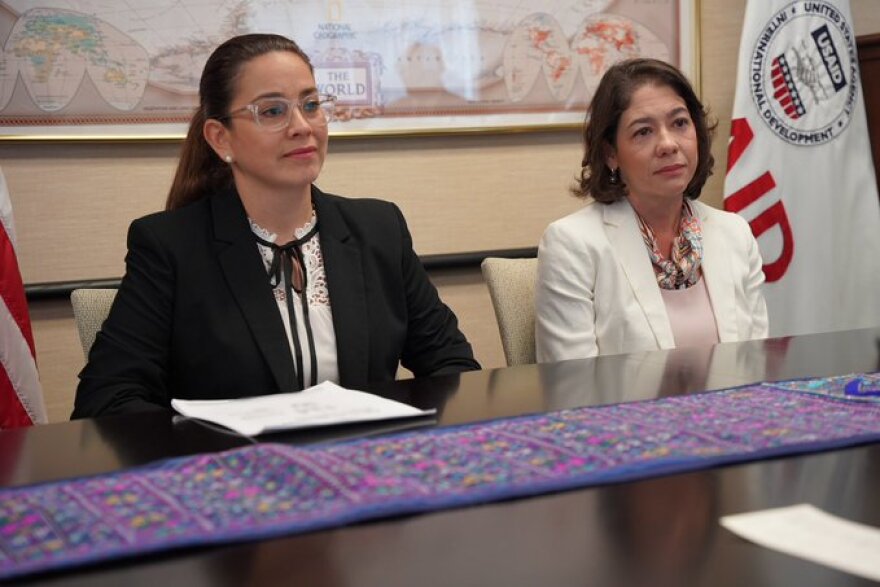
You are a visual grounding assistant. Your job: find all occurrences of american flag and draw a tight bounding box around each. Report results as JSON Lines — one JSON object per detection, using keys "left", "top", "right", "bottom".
{"left": 0, "top": 167, "right": 46, "bottom": 427}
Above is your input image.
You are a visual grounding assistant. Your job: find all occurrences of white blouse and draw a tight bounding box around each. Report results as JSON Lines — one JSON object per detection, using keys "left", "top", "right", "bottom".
{"left": 251, "top": 213, "right": 339, "bottom": 386}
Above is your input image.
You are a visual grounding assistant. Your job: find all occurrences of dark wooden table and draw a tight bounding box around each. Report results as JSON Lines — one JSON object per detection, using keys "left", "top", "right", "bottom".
{"left": 4, "top": 328, "right": 880, "bottom": 586}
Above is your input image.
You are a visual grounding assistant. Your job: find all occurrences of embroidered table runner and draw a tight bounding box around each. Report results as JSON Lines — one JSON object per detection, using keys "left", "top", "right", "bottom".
{"left": 2, "top": 373, "right": 880, "bottom": 580}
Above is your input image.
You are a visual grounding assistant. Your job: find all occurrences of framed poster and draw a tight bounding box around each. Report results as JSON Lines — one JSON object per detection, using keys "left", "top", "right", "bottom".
{"left": 0, "top": 0, "right": 697, "bottom": 140}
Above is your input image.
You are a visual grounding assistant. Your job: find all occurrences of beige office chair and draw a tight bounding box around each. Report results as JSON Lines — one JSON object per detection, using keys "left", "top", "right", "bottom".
{"left": 70, "top": 288, "right": 118, "bottom": 358}
{"left": 480, "top": 257, "right": 538, "bottom": 367}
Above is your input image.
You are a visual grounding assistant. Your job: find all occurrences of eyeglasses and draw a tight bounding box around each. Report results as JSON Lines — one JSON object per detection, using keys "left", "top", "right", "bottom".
{"left": 222, "top": 94, "right": 337, "bottom": 131}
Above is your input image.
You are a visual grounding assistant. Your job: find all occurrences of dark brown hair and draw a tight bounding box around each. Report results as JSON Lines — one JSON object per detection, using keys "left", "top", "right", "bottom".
{"left": 573, "top": 58, "right": 715, "bottom": 203}
{"left": 166, "top": 34, "right": 313, "bottom": 211}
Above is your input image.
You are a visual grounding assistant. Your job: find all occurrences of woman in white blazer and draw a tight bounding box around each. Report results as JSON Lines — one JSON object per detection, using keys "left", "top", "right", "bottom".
{"left": 536, "top": 59, "right": 768, "bottom": 363}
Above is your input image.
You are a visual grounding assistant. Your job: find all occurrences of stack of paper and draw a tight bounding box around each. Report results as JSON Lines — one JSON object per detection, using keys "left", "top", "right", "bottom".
{"left": 171, "top": 381, "right": 435, "bottom": 437}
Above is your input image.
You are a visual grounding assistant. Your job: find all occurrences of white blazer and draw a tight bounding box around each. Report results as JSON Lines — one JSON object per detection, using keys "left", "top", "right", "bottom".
{"left": 535, "top": 198, "right": 769, "bottom": 362}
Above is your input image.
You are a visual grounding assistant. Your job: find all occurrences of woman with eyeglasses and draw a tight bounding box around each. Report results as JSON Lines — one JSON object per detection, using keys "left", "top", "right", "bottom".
{"left": 73, "top": 33, "right": 479, "bottom": 418}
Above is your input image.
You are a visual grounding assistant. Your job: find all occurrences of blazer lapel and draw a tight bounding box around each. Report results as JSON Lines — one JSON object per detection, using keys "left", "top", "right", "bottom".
{"left": 603, "top": 199, "right": 676, "bottom": 349}
{"left": 696, "top": 203, "right": 738, "bottom": 342}
{"left": 211, "top": 188, "right": 297, "bottom": 391}
{"left": 312, "top": 188, "right": 370, "bottom": 387}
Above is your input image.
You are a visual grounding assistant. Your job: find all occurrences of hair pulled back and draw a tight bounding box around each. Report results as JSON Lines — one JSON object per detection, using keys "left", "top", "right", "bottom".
{"left": 166, "top": 34, "right": 312, "bottom": 210}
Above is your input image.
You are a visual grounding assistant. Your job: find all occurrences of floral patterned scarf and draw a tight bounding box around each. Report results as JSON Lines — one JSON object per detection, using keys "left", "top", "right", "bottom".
{"left": 635, "top": 201, "right": 703, "bottom": 290}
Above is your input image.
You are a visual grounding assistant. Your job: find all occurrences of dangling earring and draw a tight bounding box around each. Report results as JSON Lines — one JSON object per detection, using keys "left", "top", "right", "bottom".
{"left": 224, "top": 154, "right": 233, "bottom": 164}
{"left": 609, "top": 167, "right": 620, "bottom": 185}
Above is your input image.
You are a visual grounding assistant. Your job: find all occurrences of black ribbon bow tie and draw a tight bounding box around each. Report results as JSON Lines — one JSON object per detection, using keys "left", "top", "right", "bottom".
{"left": 255, "top": 223, "right": 319, "bottom": 293}
{"left": 254, "top": 222, "right": 320, "bottom": 390}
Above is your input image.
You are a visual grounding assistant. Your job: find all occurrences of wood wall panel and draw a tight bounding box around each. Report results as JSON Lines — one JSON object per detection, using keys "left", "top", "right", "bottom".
{"left": 3, "top": 134, "right": 585, "bottom": 285}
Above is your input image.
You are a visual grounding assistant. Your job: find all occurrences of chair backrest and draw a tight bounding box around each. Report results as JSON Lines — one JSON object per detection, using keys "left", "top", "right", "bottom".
{"left": 480, "top": 257, "right": 538, "bottom": 366}
{"left": 70, "top": 288, "right": 118, "bottom": 358}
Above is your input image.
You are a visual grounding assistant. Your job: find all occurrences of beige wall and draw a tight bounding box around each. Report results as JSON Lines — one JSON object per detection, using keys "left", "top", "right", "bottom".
{"left": 5, "top": 0, "right": 880, "bottom": 422}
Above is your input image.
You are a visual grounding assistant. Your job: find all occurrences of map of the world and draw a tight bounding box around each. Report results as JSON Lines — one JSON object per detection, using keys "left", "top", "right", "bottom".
{"left": 0, "top": 0, "right": 686, "bottom": 136}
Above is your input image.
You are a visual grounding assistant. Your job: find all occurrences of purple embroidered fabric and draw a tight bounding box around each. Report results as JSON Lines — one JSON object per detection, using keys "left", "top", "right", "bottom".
{"left": 2, "top": 373, "right": 880, "bottom": 580}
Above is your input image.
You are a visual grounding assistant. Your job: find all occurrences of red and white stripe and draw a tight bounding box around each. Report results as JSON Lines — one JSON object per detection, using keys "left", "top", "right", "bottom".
{"left": 0, "top": 168, "right": 46, "bottom": 427}
{"left": 770, "top": 55, "right": 805, "bottom": 120}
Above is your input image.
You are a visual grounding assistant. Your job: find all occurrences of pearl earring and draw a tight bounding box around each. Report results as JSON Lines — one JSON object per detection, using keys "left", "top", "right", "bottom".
{"left": 224, "top": 154, "right": 233, "bottom": 164}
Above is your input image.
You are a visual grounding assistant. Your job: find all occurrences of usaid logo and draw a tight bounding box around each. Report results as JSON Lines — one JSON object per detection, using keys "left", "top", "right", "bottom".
{"left": 749, "top": 0, "right": 858, "bottom": 146}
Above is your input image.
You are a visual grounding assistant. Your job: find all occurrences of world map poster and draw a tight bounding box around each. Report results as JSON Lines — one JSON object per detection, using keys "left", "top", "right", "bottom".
{"left": 0, "top": 0, "right": 693, "bottom": 139}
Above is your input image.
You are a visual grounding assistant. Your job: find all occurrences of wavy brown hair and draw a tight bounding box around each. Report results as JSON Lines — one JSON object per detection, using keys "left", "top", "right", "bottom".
{"left": 166, "top": 34, "right": 313, "bottom": 211}
{"left": 573, "top": 58, "right": 716, "bottom": 203}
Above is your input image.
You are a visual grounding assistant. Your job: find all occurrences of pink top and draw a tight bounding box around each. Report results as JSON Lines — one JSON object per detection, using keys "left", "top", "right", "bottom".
{"left": 660, "top": 277, "right": 720, "bottom": 349}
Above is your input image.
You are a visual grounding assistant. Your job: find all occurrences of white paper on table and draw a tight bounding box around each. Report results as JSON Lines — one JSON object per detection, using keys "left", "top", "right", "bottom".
{"left": 171, "top": 381, "right": 436, "bottom": 437}
{"left": 720, "top": 504, "right": 880, "bottom": 582}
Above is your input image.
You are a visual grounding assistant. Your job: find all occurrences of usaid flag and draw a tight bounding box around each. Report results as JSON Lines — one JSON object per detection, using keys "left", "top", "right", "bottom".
{"left": 724, "top": 0, "right": 880, "bottom": 337}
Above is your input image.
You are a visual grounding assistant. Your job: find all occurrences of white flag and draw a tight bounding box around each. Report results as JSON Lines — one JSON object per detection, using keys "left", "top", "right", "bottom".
{"left": 724, "top": 0, "right": 880, "bottom": 337}
{"left": 0, "top": 167, "right": 46, "bottom": 427}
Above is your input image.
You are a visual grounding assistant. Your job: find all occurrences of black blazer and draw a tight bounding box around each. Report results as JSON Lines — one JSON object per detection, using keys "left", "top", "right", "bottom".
{"left": 72, "top": 186, "right": 479, "bottom": 418}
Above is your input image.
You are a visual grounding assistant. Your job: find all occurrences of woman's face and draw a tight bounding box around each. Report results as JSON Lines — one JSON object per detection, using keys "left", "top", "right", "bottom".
{"left": 206, "top": 51, "right": 328, "bottom": 197}
{"left": 606, "top": 83, "right": 698, "bottom": 209}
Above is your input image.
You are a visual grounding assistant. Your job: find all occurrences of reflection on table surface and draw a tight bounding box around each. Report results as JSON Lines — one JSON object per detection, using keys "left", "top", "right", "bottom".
{"left": 4, "top": 328, "right": 880, "bottom": 586}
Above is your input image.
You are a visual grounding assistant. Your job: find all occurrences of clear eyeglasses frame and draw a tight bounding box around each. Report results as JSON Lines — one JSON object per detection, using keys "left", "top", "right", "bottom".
{"left": 221, "top": 94, "right": 338, "bottom": 131}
